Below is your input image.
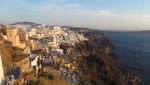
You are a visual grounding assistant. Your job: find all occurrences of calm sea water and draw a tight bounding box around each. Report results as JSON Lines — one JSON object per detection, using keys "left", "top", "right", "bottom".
{"left": 105, "top": 31, "right": 150, "bottom": 85}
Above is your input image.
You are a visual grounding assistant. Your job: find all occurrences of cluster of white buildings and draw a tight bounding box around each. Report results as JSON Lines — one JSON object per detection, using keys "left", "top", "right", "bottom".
{"left": 27, "top": 25, "right": 88, "bottom": 57}
{"left": 0, "top": 24, "right": 89, "bottom": 85}
{"left": 0, "top": 24, "right": 88, "bottom": 56}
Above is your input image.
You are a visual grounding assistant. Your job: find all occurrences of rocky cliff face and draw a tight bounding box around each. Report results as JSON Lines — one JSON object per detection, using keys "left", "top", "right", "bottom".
{"left": 0, "top": 25, "right": 29, "bottom": 49}
{"left": 0, "top": 38, "right": 13, "bottom": 75}
{"left": 48, "top": 28, "right": 140, "bottom": 85}
{"left": 0, "top": 24, "right": 140, "bottom": 85}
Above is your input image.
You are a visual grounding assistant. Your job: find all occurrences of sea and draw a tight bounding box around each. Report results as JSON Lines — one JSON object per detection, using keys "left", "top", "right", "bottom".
{"left": 105, "top": 31, "right": 150, "bottom": 85}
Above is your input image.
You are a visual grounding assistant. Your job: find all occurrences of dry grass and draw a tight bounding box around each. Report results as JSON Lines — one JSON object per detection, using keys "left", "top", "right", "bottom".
{"left": 15, "top": 67, "right": 73, "bottom": 85}
{"left": 30, "top": 68, "right": 73, "bottom": 85}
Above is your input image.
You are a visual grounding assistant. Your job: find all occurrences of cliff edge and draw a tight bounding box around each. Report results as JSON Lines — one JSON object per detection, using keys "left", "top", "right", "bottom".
{"left": 0, "top": 25, "right": 140, "bottom": 85}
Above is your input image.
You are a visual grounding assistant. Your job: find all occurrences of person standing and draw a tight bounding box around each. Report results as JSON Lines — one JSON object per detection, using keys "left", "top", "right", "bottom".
{"left": 6, "top": 75, "right": 15, "bottom": 85}
{"left": 31, "top": 56, "right": 38, "bottom": 77}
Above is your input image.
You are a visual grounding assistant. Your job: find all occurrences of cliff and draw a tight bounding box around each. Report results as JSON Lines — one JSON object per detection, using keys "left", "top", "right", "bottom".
{"left": 48, "top": 28, "right": 140, "bottom": 85}
{"left": 0, "top": 38, "right": 13, "bottom": 75}
{"left": 0, "top": 25, "right": 29, "bottom": 49}
{"left": 0, "top": 24, "right": 140, "bottom": 85}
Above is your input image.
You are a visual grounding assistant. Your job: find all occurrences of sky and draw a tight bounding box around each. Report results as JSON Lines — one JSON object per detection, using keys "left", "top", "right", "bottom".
{"left": 0, "top": 0, "right": 150, "bottom": 30}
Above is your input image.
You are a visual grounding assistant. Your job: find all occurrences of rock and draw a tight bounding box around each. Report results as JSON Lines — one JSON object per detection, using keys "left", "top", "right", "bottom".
{"left": 0, "top": 40, "right": 13, "bottom": 85}
{"left": 0, "top": 24, "right": 140, "bottom": 85}
{"left": 46, "top": 27, "right": 140, "bottom": 85}
{"left": 0, "top": 25, "right": 28, "bottom": 49}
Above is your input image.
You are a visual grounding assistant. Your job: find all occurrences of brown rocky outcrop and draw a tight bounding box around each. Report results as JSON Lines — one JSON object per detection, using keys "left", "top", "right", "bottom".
{"left": 0, "top": 25, "right": 28, "bottom": 49}
{"left": 46, "top": 28, "right": 140, "bottom": 85}
{"left": 0, "top": 40, "right": 13, "bottom": 75}
{"left": 0, "top": 24, "right": 140, "bottom": 85}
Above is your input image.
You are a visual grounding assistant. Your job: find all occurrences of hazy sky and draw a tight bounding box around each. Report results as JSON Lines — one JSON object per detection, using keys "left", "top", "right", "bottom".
{"left": 0, "top": 0, "right": 150, "bottom": 30}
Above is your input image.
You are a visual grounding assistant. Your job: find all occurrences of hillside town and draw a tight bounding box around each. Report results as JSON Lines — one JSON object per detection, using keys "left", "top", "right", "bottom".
{"left": 0, "top": 24, "right": 88, "bottom": 85}
{"left": 0, "top": 23, "right": 140, "bottom": 85}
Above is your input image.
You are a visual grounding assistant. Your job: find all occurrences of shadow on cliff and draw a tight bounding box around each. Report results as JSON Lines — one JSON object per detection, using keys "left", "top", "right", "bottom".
{"left": 65, "top": 31, "right": 140, "bottom": 85}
